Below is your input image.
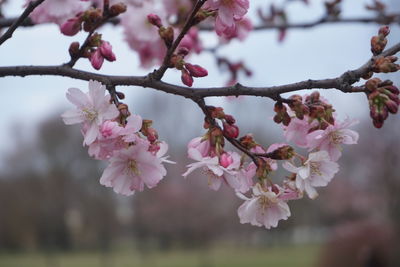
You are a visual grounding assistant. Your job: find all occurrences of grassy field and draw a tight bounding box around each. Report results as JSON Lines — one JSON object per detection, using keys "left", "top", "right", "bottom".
{"left": 0, "top": 245, "right": 319, "bottom": 267}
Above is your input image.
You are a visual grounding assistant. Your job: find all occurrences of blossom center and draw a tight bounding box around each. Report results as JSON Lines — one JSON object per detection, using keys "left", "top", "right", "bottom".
{"left": 330, "top": 131, "right": 344, "bottom": 144}
{"left": 128, "top": 160, "right": 140, "bottom": 175}
{"left": 82, "top": 108, "right": 98, "bottom": 122}
{"left": 310, "top": 162, "right": 322, "bottom": 176}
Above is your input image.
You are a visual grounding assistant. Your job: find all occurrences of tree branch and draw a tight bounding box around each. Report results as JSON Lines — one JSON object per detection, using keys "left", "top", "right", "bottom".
{"left": 0, "top": 0, "right": 45, "bottom": 46}
{"left": 2, "top": 14, "right": 399, "bottom": 32}
{"left": 200, "top": 15, "right": 400, "bottom": 31}
{"left": 0, "top": 42, "right": 398, "bottom": 99}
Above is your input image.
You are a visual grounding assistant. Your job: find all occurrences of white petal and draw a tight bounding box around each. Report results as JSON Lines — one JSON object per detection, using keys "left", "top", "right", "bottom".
{"left": 61, "top": 109, "right": 84, "bottom": 125}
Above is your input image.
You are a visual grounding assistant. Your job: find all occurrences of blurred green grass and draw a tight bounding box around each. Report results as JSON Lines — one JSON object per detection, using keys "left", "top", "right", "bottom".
{"left": 0, "top": 245, "right": 319, "bottom": 267}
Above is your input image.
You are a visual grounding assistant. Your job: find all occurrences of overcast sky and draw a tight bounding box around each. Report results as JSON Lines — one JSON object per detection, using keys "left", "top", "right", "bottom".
{"left": 0, "top": 0, "right": 398, "bottom": 160}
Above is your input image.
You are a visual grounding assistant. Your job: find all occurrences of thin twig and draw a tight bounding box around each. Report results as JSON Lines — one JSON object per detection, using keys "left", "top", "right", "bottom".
{"left": 0, "top": 0, "right": 45, "bottom": 46}
{"left": 151, "top": 0, "right": 207, "bottom": 80}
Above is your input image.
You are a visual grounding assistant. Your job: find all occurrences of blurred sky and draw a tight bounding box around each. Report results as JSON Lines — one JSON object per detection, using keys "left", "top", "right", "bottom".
{"left": 0, "top": 0, "right": 399, "bottom": 159}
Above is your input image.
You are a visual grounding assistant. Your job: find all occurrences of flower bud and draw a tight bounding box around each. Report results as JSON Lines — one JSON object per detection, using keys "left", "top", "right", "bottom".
{"left": 147, "top": 13, "right": 162, "bottom": 28}
{"left": 385, "top": 100, "right": 398, "bottom": 114}
{"left": 184, "top": 63, "right": 208, "bottom": 77}
{"left": 159, "top": 26, "right": 174, "bottom": 48}
{"left": 223, "top": 122, "right": 239, "bottom": 138}
{"left": 181, "top": 69, "right": 193, "bottom": 87}
{"left": 90, "top": 49, "right": 104, "bottom": 70}
{"left": 365, "top": 78, "right": 381, "bottom": 92}
{"left": 99, "top": 41, "right": 116, "bottom": 61}
{"left": 60, "top": 17, "right": 82, "bottom": 36}
{"left": 239, "top": 134, "right": 256, "bottom": 150}
{"left": 373, "top": 119, "right": 384, "bottom": 128}
{"left": 146, "top": 128, "right": 158, "bottom": 143}
{"left": 109, "top": 3, "right": 127, "bottom": 16}
{"left": 224, "top": 114, "right": 236, "bottom": 125}
{"left": 268, "top": 145, "right": 294, "bottom": 160}
{"left": 118, "top": 103, "right": 130, "bottom": 117}
{"left": 219, "top": 153, "right": 233, "bottom": 168}
{"left": 371, "top": 35, "right": 387, "bottom": 55}
{"left": 378, "top": 25, "right": 390, "bottom": 37}
{"left": 68, "top": 42, "right": 80, "bottom": 57}
{"left": 116, "top": 91, "right": 125, "bottom": 100}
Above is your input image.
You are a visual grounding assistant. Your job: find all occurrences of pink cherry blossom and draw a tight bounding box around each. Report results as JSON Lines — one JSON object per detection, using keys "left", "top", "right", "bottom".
{"left": 283, "top": 151, "right": 339, "bottom": 199}
{"left": 187, "top": 136, "right": 212, "bottom": 158}
{"left": 283, "top": 117, "right": 313, "bottom": 148}
{"left": 61, "top": 80, "right": 119, "bottom": 145}
{"left": 205, "top": 0, "right": 250, "bottom": 37}
{"left": 120, "top": 2, "right": 167, "bottom": 68}
{"left": 26, "top": 0, "right": 88, "bottom": 25}
{"left": 306, "top": 119, "right": 359, "bottom": 161}
{"left": 119, "top": 114, "right": 143, "bottom": 143}
{"left": 183, "top": 149, "right": 249, "bottom": 192}
{"left": 220, "top": 16, "right": 253, "bottom": 42}
{"left": 179, "top": 28, "right": 202, "bottom": 54}
{"left": 237, "top": 184, "right": 291, "bottom": 229}
{"left": 100, "top": 141, "right": 167, "bottom": 196}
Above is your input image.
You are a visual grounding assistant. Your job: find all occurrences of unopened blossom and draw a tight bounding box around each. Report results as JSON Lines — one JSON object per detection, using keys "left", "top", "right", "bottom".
{"left": 61, "top": 80, "right": 119, "bottom": 145}
{"left": 90, "top": 49, "right": 104, "bottom": 70}
{"left": 60, "top": 16, "right": 82, "bottom": 36}
{"left": 283, "top": 151, "right": 339, "bottom": 199}
{"left": 26, "top": 0, "right": 88, "bottom": 25}
{"left": 99, "top": 41, "right": 116, "bottom": 62}
{"left": 306, "top": 119, "right": 359, "bottom": 161}
{"left": 237, "top": 184, "right": 291, "bottom": 229}
{"left": 100, "top": 141, "right": 167, "bottom": 196}
{"left": 205, "top": 0, "right": 250, "bottom": 37}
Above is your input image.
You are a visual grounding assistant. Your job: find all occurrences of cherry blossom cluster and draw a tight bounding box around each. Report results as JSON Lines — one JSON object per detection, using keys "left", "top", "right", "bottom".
{"left": 363, "top": 26, "right": 400, "bottom": 128}
{"left": 24, "top": 0, "right": 254, "bottom": 86}
{"left": 19, "top": 0, "right": 399, "bottom": 230}
{"left": 183, "top": 92, "right": 359, "bottom": 229}
{"left": 62, "top": 80, "right": 173, "bottom": 196}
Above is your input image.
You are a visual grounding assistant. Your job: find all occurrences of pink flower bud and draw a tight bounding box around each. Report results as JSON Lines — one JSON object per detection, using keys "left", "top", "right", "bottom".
{"left": 385, "top": 100, "right": 398, "bottom": 114}
{"left": 185, "top": 63, "right": 208, "bottom": 78}
{"left": 147, "top": 13, "right": 162, "bottom": 28}
{"left": 90, "top": 49, "right": 104, "bottom": 70}
{"left": 219, "top": 153, "right": 233, "bottom": 168}
{"left": 379, "top": 25, "right": 390, "bottom": 37}
{"left": 223, "top": 122, "right": 239, "bottom": 138}
{"left": 146, "top": 128, "right": 158, "bottom": 143}
{"left": 99, "top": 41, "right": 116, "bottom": 62}
{"left": 181, "top": 69, "right": 193, "bottom": 87}
{"left": 60, "top": 17, "right": 82, "bottom": 36}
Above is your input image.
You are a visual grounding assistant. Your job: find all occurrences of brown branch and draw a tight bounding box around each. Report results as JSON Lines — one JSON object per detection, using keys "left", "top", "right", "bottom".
{"left": 0, "top": 42, "right": 398, "bottom": 99}
{"left": 2, "top": 14, "right": 399, "bottom": 31}
{"left": 200, "top": 14, "right": 400, "bottom": 31}
{"left": 151, "top": 0, "right": 207, "bottom": 80}
{"left": 0, "top": 0, "right": 45, "bottom": 46}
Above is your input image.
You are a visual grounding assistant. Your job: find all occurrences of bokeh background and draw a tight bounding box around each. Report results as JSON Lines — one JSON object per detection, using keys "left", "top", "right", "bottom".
{"left": 0, "top": 0, "right": 399, "bottom": 266}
